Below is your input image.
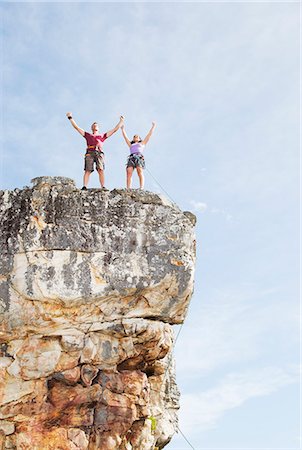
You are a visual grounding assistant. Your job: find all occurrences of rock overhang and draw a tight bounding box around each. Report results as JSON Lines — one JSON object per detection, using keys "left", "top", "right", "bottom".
{"left": 0, "top": 176, "right": 196, "bottom": 336}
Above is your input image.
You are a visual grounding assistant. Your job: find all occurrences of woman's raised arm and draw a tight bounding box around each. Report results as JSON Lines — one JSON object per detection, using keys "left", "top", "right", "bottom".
{"left": 121, "top": 125, "right": 131, "bottom": 147}
{"left": 142, "top": 122, "right": 156, "bottom": 145}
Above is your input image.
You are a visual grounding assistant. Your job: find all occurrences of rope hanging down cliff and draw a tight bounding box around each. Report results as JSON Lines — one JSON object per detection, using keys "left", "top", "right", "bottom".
{"left": 159, "top": 323, "right": 196, "bottom": 450}
{"left": 145, "top": 168, "right": 197, "bottom": 449}
{"left": 145, "top": 167, "right": 178, "bottom": 206}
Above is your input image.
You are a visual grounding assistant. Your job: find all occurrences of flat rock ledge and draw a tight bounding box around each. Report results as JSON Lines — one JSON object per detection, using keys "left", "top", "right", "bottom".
{"left": 0, "top": 177, "right": 196, "bottom": 450}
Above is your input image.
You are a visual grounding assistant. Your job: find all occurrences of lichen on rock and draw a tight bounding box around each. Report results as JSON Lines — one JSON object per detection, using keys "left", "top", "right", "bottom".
{"left": 0, "top": 177, "right": 196, "bottom": 450}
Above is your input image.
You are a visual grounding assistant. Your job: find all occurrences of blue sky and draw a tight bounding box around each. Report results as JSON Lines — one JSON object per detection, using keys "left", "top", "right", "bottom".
{"left": 1, "top": 2, "right": 300, "bottom": 449}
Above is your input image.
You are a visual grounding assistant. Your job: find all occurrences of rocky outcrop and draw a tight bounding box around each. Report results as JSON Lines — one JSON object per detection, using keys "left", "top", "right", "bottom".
{"left": 0, "top": 177, "right": 196, "bottom": 450}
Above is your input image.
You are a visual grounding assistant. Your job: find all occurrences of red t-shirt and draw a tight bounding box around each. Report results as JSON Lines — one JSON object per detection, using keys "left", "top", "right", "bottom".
{"left": 84, "top": 132, "right": 107, "bottom": 151}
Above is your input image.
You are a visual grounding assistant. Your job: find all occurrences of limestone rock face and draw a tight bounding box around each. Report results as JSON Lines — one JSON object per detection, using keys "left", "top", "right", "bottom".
{"left": 0, "top": 177, "right": 196, "bottom": 450}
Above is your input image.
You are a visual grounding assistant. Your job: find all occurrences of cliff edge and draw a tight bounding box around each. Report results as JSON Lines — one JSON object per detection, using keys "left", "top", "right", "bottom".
{"left": 0, "top": 177, "right": 196, "bottom": 450}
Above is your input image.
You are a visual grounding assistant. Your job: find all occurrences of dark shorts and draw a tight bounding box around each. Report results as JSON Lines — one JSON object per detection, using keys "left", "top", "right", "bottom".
{"left": 84, "top": 151, "right": 105, "bottom": 172}
{"left": 126, "top": 153, "right": 145, "bottom": 169}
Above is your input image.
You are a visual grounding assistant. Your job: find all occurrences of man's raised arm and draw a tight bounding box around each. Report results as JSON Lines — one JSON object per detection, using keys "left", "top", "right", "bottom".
{"left": 66, "top": 112, "right": 85, "bottom": 137}
{"left": 105, "top": 116, "right": 125, "bottom": 138}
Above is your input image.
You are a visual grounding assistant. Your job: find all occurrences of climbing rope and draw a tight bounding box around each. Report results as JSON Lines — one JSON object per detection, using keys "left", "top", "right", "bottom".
{"left": 145, "top": 167, "right": 178, "bottom": 205}
{"left": 145, "top": 166, "right": 197, "bottom": 449}
{"left": 177, "top": 427, "right": 196, "bottom": 450}
{"left": 159, "top": 322, "right": 197, "bottom": 450}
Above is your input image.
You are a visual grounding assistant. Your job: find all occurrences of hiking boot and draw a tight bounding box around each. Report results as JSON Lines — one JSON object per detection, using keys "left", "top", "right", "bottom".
{"left": 102, "top": 186, "right": 109, "bottom": 191}
{"left": 81, "top": 186, "right": 87, "bottom": 191}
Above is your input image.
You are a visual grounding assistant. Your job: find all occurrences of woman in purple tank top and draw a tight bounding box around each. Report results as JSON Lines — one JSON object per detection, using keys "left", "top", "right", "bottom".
{"left": 121, "top": 122, "right": 156, "bottom": 189}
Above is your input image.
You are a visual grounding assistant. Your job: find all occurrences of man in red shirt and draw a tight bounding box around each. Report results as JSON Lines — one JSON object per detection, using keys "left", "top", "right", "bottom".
{"left": 66, "top": 112, "right": 124, "bottom": 190}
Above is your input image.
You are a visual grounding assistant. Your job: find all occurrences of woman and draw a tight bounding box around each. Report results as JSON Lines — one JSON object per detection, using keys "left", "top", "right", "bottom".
{"left": 121, "top": 122, "right": 156, "bottom": 189}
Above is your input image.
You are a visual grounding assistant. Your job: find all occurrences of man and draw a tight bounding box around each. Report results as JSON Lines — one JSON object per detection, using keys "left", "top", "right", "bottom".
{"left": 66, "top": 112, "right": 124, "bottom": 190}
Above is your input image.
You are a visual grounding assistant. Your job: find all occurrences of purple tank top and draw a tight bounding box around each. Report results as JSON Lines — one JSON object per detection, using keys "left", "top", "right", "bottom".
{"left": 130, "top": 143, "right": 145, "bottom": 155}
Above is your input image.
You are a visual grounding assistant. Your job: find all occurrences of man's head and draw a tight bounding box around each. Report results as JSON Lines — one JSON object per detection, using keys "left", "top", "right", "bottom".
{"left": 91, "top": 122, "right": 99, "bottom": 133}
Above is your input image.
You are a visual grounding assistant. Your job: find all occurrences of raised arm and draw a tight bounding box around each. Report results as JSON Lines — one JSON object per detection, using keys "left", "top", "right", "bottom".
{"left": 142, "top": 122, "right": 156, "bottom": 145}
{"left": 120, "top": 125, "right": 131, "bottom": 147}
{"left": 105, "top": 116, "right": 124, "bottom": 138}
{"left": 66, "top": 112, "right": 85, "bottom": 137}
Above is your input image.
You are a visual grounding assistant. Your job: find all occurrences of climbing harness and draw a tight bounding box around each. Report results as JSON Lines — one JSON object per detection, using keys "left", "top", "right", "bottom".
{"left": 127, "top": 153, "right": 145, "bottom": 169}
{"left": 86, "top": 145, "right": 103, "bottom": 153}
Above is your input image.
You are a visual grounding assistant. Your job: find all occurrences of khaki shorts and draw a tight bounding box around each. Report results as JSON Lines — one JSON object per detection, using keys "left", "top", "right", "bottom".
{"left": 84, "top": 151, "right": 105, "bottom": 172}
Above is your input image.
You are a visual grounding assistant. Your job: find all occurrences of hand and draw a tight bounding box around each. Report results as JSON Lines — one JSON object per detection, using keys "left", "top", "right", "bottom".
{"left": 152, "top": 121, "right": 156, "bottom": 127}
{"left": 120, "top": 115, "right": 125, "bottom": 121}
{"left": 66, "top": 112, "right": 72, "bottom": 117}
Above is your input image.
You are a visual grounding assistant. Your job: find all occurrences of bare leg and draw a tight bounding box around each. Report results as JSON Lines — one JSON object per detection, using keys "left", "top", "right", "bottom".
{"left": 126, "top": 167, "right": 134, "bottom": 188}
{"left": 136, "top": 167, "right": 144, "bottom": 189}
{"left": 83, "top": 171, "right": 91, "bottom": 187}
{"left": 97, "top": 169, "right": 105, "bottom": 187}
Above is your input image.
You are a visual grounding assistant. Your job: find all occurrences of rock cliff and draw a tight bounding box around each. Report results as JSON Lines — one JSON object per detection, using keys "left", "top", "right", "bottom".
{"left": 0, "top": 177, "right": 196, "bottom": 450}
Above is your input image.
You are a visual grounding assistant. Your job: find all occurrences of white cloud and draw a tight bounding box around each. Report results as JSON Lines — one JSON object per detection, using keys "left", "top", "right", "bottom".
{"left": 210, "top": 207, "right": 233, "bottom": 222}
{"left": 188, "top": 201, "right": 235, "bottom": 221}
{"left": 179, "top": 366, "right": 299, "bottom": 433}
{"left": 174, "top": 284, "right": 299, "bottom": 377}
{"left": 190, "top": 200, "right": 208, "bottom": 213}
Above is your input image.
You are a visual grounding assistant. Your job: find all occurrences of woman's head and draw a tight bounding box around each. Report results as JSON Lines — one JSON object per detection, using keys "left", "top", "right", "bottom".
{"left": 91, "top": 122, "right": 99, "bottom": 133}
{"left": 131, "top": 134, "right": 142, "bottom": 144}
